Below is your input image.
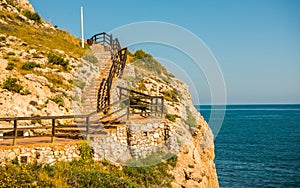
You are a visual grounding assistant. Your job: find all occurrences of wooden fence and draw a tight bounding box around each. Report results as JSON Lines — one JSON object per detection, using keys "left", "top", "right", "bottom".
{"left": 0, "top": 114, "right": 92, "bottom": 146}
{"left": 118, "top": 86, "right": 165, "bottom": 119}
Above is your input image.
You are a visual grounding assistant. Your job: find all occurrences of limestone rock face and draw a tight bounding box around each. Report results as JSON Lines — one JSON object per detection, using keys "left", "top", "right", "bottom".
{"left": 0, "top": 0, "right": 34, "bottom": 13}
{"left": 16, "top": 0, "right": 34, "bottom": 11}
{"left": 116, "top": 57, "right": 219, "bottom": 187}
{"left": 171, "top": 122, "right": 219, "bottom": 188}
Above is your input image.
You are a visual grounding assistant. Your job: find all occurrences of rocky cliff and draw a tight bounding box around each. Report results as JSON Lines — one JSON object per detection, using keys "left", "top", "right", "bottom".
{"left": 116, "top": 53, "right": 219, "bottom": 187}
{"left": 0, "top": 1, "right": 219, "bottom": 187}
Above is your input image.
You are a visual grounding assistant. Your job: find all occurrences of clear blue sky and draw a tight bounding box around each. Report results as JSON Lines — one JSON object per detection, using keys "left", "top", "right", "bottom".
{"left": 30, "top": 0, "right": 300, "bottom": 104}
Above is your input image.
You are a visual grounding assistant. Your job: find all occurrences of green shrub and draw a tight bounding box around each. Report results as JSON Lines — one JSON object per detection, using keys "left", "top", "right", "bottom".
{"left": 23, "top": 10, "right": 41, "bottom": 23}
{"left": 101, "top": 159, "right": 110, "bottom": 166}
{"left": 184, "top": 107, "right": 197, "bottom": 127}
{"left": 6, "top": 62, "right": 15, "bottom": 70}
{"left": 137, "top": 80, "right": 147, "bottom": 91}
{"left": 162, "top": 89, "right": 179, "bottom": 102}
{"left": 31, "top": 114, "right": 41, "bottom": 124}
{"left": 188, "top": 164, "right": 195, "bottom": 168}
{"left": 11, "top": 157, "right": 19, "bottom": 165}
{"left": 123, "top": 152, "right": 177, "bottom": 187}
{"left": 79, "top": 142, "right": 93, "bottom": 162}
{"left": 47, "top": 53, "right": 69, "bottom": 70}
{"left": 119, "top": 102, "right": 126, "bottom": 109}
{"left": 133, "top": 49, "right": 163, "bottom": 75}
{"left": 165, "top": 153, "right": 178, "bottom": 167}
{"left": 20, "top": 88, "right": 31, "bottom": 95}
{"left": 124, "top": 162, "right": 173, "bottom": 187}
{"left": 7, "top": 51, "right": 15, "bottom": 56}
{"left": 2, "top": 76, "right": 23, "bottom": 93}
{"left": 21, "top": 61, "right": 40, "bottom": 70}
{"left": 74, "top": 80, "right": 86, "bottom": 89}
{"left": 29, "top": 100, "right": 38, "bottom": 106}
{"left": 67, "top": 170, "right": 139, "bottom": 188}
{"left": 0, "top": 36, "right": 5, "bottom": 41}
{"left": 50, "top": 96, "right": 65, "bottom": 107}
{"left": 134, "top": 49, "right": 152, "bottom": 59}
{"left": 0, "top": 151, "right": 177, "bottom": 188}
{"left": 82, "top": 53, "right": 98, "bottom": 64}
{"left": 166, "top": 114, "right": 180, "bottom": 122}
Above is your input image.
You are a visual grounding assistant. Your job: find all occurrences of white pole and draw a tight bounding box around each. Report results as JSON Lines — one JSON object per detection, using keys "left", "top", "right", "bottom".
{"left": 80, "top": 6, "right": 84, "bottom": 48}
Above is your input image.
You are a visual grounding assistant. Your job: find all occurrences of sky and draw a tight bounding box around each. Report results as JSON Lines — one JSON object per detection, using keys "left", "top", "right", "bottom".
{"left": 30, "top": 0, "right": 300, "bottom": 104}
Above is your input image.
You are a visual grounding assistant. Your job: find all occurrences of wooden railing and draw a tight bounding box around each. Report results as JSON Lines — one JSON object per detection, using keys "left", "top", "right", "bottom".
{"left": 118, "top": 86, "right": 165, "bottom": 119}
{"left": 0, "top": 113, "right": 100, "bottom": 146}
{"left": 87, "top": 32, "right": 128, "bottom": 113}
{"left": 87, "top": 32, "right": 122, "bottom": 56}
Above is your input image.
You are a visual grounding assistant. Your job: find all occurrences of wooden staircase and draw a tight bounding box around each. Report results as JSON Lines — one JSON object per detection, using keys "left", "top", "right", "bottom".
{"left": 67, "top": 32, "right": 163, "bottom": 138}
{"left": 81, "top": 42, "right": 113, "bottom": 115}
{"left": 78, "top": 33, "right": 127, "bottom": 136}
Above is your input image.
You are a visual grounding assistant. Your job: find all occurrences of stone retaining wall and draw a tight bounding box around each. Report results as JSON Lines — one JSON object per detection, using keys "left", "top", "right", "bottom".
{"left": 0, "top": 120, "right": 177, "bottom": 165}
{"left": 0, "top": 142, "right": 81, "bottom": 165}
{"left": 91, "top": 119, "right": 177, "bottom": 161}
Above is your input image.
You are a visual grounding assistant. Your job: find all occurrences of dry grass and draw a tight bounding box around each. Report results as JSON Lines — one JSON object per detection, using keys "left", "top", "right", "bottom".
{"left": 0, "top": 11, "right": 86, "bottom": 58}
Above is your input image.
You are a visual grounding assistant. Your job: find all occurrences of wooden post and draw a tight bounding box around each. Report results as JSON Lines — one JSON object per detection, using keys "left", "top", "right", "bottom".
{"left": 13, "top": 119, "right": 17, "bottom": 146}
{"left": 155, "top": 98, "right": 158, "bottom": 117}
{"left": 86, "top": 116, "right": 90, "bottom": 140}
{"left": 110, "top": 34, "right": 113, "bottom": 49}
{"left": 127, "top": 97, "right": 130, "bottom": 120}
{"left": 51, "top": 118, "right": 55, "bottom": 143}
{"left": 161, "top": 98, "right": 164, "bottom": 118}
{"left": 103, "top": 33, "right": 106, "bottom": 46}
{"left": 150, "top": 98, "right": 153, "bottom": 116}
{"left": 119, "top": 87, "right": 122, "bottom": 101}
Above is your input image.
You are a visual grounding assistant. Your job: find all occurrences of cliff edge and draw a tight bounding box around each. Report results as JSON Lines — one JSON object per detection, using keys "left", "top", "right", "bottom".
{"left": 118, "top": 51, "right": 219, "bottom": 187}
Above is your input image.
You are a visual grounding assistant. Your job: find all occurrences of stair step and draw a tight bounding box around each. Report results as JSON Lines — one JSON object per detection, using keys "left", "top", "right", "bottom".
{"left": 82, "top": 99, "right": 98, "bottom": 101}
{"left": 82, "top": 103, "right": 97, "bottom": 105}
{"left": 82, "top": 105, "right": 97, "bottom": 107}
{"left": 89, "top": 133, "right": 108, "bottom": 138}
{"left": 82, "top": 94, "right": 98, "bottom": 96}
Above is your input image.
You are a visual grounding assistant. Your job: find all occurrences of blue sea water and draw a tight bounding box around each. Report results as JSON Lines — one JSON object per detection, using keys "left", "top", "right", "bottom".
{"left": 196, "top": 104, "right": 300, "bottom": 187}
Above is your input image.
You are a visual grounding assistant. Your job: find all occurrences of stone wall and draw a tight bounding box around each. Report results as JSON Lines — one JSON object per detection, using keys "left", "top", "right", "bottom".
{"left": 91, "top": 119, "right": 175, "bottom": 163}
{"left": 127, "top": 120, "right": 168, "bottom": 158}
{"left": 0, "top": 142, "right": 81, "bottom": 165}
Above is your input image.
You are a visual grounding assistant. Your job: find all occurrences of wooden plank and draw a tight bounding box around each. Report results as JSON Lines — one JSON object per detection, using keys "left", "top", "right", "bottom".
{"left": 13, "top": 120, "right": 17, "bottom": 146}
{"left": 51, "top": 118, "right": 55, "bottom": 143}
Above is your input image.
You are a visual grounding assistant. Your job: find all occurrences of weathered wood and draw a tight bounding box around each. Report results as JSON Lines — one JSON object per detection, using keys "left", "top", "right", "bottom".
{"left": 127, "top": 96, "right": 130, "bottom": 120}
{"left": 13, "top": 120, "right": 17, "bottom": 146}
{"left": 86, "top": 116, "right": 90, "bottom": 140}
{"left": 51, "top": 118, "right": 55, "bottom": 143}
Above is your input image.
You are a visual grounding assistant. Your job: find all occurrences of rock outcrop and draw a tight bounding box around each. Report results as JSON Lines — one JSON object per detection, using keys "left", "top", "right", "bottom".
{"left": 115, "top": 56, "right": 219, "bottom": 187}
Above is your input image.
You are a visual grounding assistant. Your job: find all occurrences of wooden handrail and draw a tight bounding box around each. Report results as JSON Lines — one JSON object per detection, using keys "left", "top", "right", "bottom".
{"left": 0, "top": 114, "right": 88, "bottom": 121}
{"left": 0, "top": 112, "right": 101, "bottom": 145}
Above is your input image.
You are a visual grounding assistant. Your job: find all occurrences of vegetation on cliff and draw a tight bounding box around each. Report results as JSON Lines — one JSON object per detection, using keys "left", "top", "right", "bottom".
{"left": 0, "top": 143, "right": 177, "bottom": 187}
{"left": 0, "top": 9, "right": 85, "bottom": 58}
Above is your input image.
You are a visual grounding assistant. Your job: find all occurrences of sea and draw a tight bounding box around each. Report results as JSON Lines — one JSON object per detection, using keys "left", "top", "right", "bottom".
{"left": 197, "top": 104, "right": 300, "bottom": 188}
